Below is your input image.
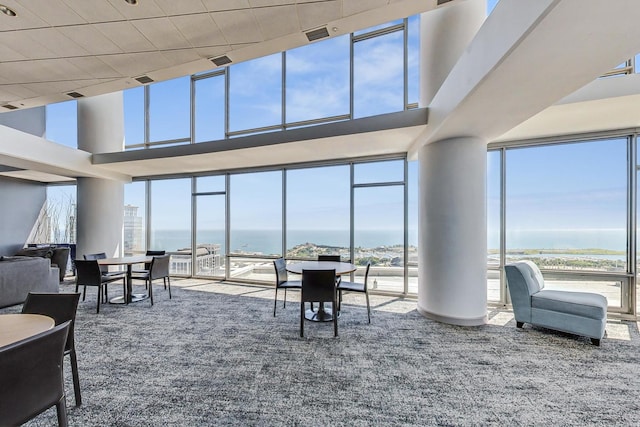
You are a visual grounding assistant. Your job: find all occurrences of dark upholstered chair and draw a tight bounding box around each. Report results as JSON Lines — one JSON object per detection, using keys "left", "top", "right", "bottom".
{"left": 75, "top": 260, "right": 125, "bottom": 313}
{"left": 0, "top": 321, "right": 71, "bottom": 426}
{"left": 22, "top": 292, "right": 82, "bottom": 406}
{"left": 131, "top": 255, "right": 171, "bottom": 305}
{"left": 273, "top": 258, "right": 301, "bottom": 317}
{"left": 132, "top": 250, "right": 166, "bottom": 278}
{"left": 318, "top": 255, "right": 341, "bottom": 262}
{"left": 301, "top": 269, "right": 338, "bottom": 337}
{"left": 337, "top": 262, "right": 371, "bottom": 323}
{"left": 83, "top": 252, "right": 125, "bottom": 278}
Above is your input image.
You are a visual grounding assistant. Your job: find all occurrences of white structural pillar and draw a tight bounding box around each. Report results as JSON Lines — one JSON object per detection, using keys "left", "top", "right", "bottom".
{"left": 417, "top": 0, "right": 487, "bottom": 326}
{"left": 76, "top": 92, "right": 125, "bottom": 259}
{"left": 417, "top": 137, "right": 487, "bottom": 325}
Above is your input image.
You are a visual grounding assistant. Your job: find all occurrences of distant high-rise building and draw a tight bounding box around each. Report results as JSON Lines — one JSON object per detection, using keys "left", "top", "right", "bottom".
{"left": 124, "top": 204, "right": 143, "bottom": 256}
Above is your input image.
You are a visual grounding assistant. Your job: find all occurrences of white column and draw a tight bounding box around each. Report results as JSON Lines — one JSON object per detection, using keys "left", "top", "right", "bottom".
{"left": 418, "top": 137, "right": 487, "bottom": 325}
{"left": 420, "top": 0, "right": 486, "bottom": 106}
{"left": 76, "top": 92, "right": 124, "bottom": 259}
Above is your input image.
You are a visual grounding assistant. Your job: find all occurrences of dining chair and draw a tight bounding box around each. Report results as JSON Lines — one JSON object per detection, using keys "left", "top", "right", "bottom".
{"left": 83, "top": 252, "right": 126, "bottom": 301}
{"left": 301, "top": 269, "right": 338, "bottom": 337}
{"left": 0, "top": 321, "right": 71, "bottom": 426}
{"left": 273, "top": 258, "right": 302, "bottom": 317}
{"left": 318, "top": 255, "right": 341, "bottom": 262}
{"left": 318, "top": 254, "right": 348, "bottom": 286}
{"left": 337, "top": 262, "right": 372, "bottom": 323}
{"left": 132, "top": 250, "right": 166, "bottom": 288}
{"left": 21, "top": 292, "right": 83, "bottom": 406}
{"left": 131, "top": 255, "right": 171, "bottom": 305}
{"left": 75, "top": 259, "right": 125, "bottom": 313}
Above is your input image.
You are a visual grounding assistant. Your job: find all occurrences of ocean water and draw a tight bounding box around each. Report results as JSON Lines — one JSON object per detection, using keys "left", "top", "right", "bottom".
{"left": 152, "top": 229, "right": 414, "bottom": 254}
{"left": 151, "top": 228, "right": 627, "bottom": 257}
{"left": 495, "top": 229, "right": 627, "bottom": 252}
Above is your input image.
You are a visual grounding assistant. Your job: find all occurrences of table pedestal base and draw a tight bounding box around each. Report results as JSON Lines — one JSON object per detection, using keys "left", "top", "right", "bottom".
{"left": 109, "top": 293, "right": 148, "bottom": 304}
{"left": 305, "top": 303, "right": 338, "bottom": 322}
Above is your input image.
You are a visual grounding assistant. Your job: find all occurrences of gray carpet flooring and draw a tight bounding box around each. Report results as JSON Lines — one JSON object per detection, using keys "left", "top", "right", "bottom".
{"left": 3, "top": 278, "right": 640, "bottom": 426}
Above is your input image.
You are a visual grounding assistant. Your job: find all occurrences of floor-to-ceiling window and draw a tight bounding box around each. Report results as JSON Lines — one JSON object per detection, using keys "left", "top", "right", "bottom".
{"left": 489, "top": 137, "right": 633, "bottom": 313}
{"left": 137, "top": 155, "right": 414, "bottom": 294}
{"left": 194, "top": 176, "right": 226, "bottom": 278}
{"left": 149, "top": 178, "right": 191, "bottom": 275}
{"left": 286, "top": 165, "right": 350, "bottom": 260}
{"left": 353, "top": 159, "right": 407, "bottom": 293}
{"left": 229, "top": 171, "right": 282, "bottom": 282}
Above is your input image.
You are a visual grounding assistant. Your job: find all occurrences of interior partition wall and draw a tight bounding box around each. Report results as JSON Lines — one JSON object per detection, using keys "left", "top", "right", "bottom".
{"left": 488, "top": 134, "right": 636, "bottom": 316}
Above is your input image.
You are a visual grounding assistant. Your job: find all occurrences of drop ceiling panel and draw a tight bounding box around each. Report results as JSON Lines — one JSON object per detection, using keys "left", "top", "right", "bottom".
{"left": 0, "top": 31, "right": 53, "bottom": 59}
{"left": 0, "top": 42, "right": 28, "bottom": 62}
{"left": 253, "top": 5, "right": 300, "bottom": 39}
{"left": 98, "top": 52, "right": 172, "bottom": 77}
{"left": 297, "top": 1, "right": 343, "bottom": 30}
{"left": 106, "top": 0, "right": 165, "bottom": 20}
{"left": 0, "top": 1, "right": 48, "bottom": 30}
{"left": 131, "top": 17, "right": 191, "bottom": 50}
{"left": 61, "top": 0, "right": 125, "bottom": 22}
{"left": 160, "top": 50, "right": 203, "bottom": 68}
{"left": 94, "top": 21, "right": 156, "bottom": 52}
{"left": 19, "top": 0, "right": 85, "bottom": 26}
{"left": 170, "top": 14, "right": 225, "bottom": 48}
{"left": 27, "top": 28, "right": 88, "bottom": 58}
{"left": 154, "top": 0, "right": 208, "bottom": 15}
{"left": 57, "top": 26, "right": 123, "bottom": 55}
{"left": 202, "top": 0, "right": 252, "bottom": 12}
{"left": 212, "top": 10, "right": 263, "bottom": 44}
{"left": 66, "top": 57, "right": 120, "bottom": 80}
{"left": 344, "top": 0, "right": 390, "bottom": 16}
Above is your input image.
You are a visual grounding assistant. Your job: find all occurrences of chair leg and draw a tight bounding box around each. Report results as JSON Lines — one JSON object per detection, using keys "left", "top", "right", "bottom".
{"left": 56, "top": 397, "right": 69, "bottom": 427}
{"left": 333, "top": 298, "right": 338, "bottom": 337}
{"left": 69, "top": 350, "right": 82, "bottom": 406}
{"left": 96, "top": 286, "right": 101, "bottom": 314}
{"left": 149, "top": 279, "right": 154, "bottom": 306}
{"left": 273, "top": 288, "right": 278, "bottom": 317}
{"left": 283, "top": 288, "right": 287, "bottom": 308}
{"left": 300, "top": 301, "right": 304, "bottom": 337}
{"left": 167, "top": 277, "right": 171, "bottom": 299}
{"left": 82, "top": 285, "right": 87, "bottom": 301}
{"left": 365, "top": 291, "right": 371, "bottom": 324}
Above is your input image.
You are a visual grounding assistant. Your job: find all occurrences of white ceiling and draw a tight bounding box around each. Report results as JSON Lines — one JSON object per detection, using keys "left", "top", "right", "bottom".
{"left": 0, "top": 0, "right": 438, "bottom": 110}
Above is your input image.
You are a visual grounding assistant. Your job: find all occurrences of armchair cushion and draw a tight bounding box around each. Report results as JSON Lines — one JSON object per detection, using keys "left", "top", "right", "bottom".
{"left": 532, "top": 290, "right": 607, "bottom": 320}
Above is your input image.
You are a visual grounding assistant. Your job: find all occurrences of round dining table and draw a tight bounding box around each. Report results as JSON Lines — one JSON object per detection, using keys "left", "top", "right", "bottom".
{"left": 98, "top": 256, "right": 153, "bottom": 304}
{"left": 0, "top": 313, "right": 55, "bottom": 348}
{"left": 286, "top": 261, "right": 356, "bottom": 322}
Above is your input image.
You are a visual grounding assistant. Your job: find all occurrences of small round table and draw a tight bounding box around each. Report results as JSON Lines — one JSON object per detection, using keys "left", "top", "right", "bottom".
{"left": 0, "top": 314, "right": 55, "bottom": 348}
{"left": 286, "top": 261, "right": 357, "bottom": 322}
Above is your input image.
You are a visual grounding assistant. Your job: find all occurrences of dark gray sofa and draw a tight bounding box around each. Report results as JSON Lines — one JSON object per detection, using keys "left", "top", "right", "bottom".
{"left": 14, "top": 246, "right": 69, "bottom": 282}
{"left": 0, "top": 256, "right": 59, "bottom": 308}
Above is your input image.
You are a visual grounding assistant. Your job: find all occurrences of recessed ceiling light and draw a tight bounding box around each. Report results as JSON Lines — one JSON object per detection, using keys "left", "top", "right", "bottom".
{"left": 124, "top": 0, "right": 138, "bottom": 5}
{"left": 0, "top": 4, "right": 16, "bottom": 16}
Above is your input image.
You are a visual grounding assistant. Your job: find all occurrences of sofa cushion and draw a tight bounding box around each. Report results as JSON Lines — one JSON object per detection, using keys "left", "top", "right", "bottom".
{"left": 15, "top": 247, "right": 53, "bottom": 259}
{"left": 532, "top": 289, "right": 607, "bottom": 320}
